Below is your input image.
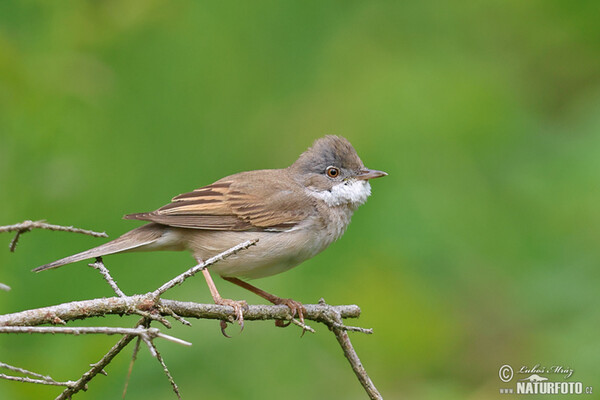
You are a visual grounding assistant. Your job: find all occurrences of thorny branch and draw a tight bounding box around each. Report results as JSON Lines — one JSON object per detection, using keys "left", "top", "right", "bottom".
{"left": 88, "top": 258, "right": 126, "bottom": 297}
{"left": 0, "top": 221, "right": 381, "bottom": 399}
{"left": 0, "top": 220, "right": 107, "bottom": 252}
{"left": 0, "top": 298, "right": 363, "bottom": 328}
{"left": 0, "top": 362, "right": 75, "bottom": 387}
{"left": 56, "top": 328, "right": 139, "bottom": 400}
{"left": 316, "top": 299, "right": 382, "bottom": 400}
{"left": 0, "top": 220, "right": 106, "bottom": 290}
{"left": 0, "top": 326, "right": 192, "bottom": 347}
{"left": 152, "top": 238, "right": 258, "bottom": 297}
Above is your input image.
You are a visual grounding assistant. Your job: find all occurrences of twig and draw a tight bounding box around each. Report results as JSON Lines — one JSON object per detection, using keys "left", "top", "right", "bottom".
{"left": 0, "top": 326, "right": 191, "bottom": 346}
{"left": 88, "top": 256, "right": 174, "bottom": 328}
{"left": 0, "top": 373, "right": 75, "bottom": 387}
{"left": 0, "top": 297, "right": 362, "bottom": 327}
{"left": 0, "top": 220, "right": 107, "bottom": 252}
{"left": 129, "top": 307, "right": 173, "bottom": 329}
{"left": 289, "top": 317, "right": 315, "bottom": 333}
{"left": 88, "top": 258, "right": 126, "bottom": 298}
{"left": 328, "top": 320, "right": 373, "bottom": 334}
{"left": 152, "top": 238, "right": 259, "bottom": 297}
{"left": 0, "top": 362, "right": 73, "bottom": 387}
{"left": 143, "top": 338, "right": 182, "bottom": 399}
{"left": 319, "top": 304, "right": 382, "bottom": 400}
{"left": 9, "top": 232, "right": 22, "bottom": 252}
{"left": 123, "top": 337, "right": 142, "bottom": 399}
{"left": 159, "top": 306, "right": 191, "bottom": 327}
{"left": 56, "top": 331, "right": 138, "bottom": 400}
{"left": 0, "top": 361, "right": 53, "bottom": 380}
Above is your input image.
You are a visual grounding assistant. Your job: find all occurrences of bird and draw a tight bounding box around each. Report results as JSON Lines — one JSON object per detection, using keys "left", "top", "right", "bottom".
{"left": 34, "top": 135, "right": 387, "bottom": 330}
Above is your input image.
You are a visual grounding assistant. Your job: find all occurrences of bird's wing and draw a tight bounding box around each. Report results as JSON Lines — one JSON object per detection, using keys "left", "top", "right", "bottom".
{"left": 124, "top": 170, "right": 312, "bottom": 231}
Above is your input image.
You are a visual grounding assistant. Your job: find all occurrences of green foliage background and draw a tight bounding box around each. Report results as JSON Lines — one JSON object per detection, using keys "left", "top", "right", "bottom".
{"left": 2, "top": 1, "right": 600, "bottom": 399}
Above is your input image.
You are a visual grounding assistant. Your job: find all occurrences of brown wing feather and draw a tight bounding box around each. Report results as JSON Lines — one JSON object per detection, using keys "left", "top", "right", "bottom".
{"left": 124, "top": 170, "right": 312, "bottom": 231}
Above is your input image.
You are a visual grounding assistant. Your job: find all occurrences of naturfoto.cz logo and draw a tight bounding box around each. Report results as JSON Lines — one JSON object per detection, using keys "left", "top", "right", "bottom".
{"left": 498, "top": 364, "right": 592, "bottom": 395}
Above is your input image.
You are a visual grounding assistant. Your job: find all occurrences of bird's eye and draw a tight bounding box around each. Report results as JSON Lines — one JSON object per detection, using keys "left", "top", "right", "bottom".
{"left": 326, "top": 166, "right": 340, "bottom": 178}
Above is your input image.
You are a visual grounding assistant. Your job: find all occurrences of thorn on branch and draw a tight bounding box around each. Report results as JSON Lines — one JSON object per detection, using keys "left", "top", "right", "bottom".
{"left": 134, "top": 310, "right": 172, "bottom": 328}
{"left": 159, "top": 306, "right": 192, "bottom": 327}
{"left": 290, "top": 317, "right": 315, "bottom": 334}
{"left": 329, "top": 321, "right": 373, "bottom": 334}
{"left": 145, "top": 339, "right": 183, "bottom": 400}
{"left": 123, "top": 337, "right": 142, "bottom": 399}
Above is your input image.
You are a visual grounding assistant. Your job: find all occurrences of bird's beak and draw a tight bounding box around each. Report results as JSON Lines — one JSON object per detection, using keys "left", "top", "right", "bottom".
{"left": 355, "top": 168, "right": 388, "bottom": 180}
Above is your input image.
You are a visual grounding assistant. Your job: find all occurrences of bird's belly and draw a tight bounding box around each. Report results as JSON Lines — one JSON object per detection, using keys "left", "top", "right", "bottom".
{"left": 181, "top": 228, "right": 332, "bottom": 280}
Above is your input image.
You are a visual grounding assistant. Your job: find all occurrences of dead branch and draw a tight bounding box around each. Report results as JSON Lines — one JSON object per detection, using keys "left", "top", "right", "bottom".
{"left": 0, "top": 220, "right": 107, "bottom": 252}
{"left": 88, "top": 258, "right": 126, "bottom": 297}
{"left": 56, "top": 329, "right": 139, "bottom": 400}
{"left": 0, "top": 362, "right": 75, "bottom": 388}
{"left": 0, "top": 326, "right": 192, "bottom": 347}
{"left": 0, "top": 297, "right": 362, "bottom": 328}
{"left": 317, "top": 299, "right": 382, "bottom": 400}
{"left": 1, "top": 221, "right": 382, "bottom": 399}
{"left": 152, "top": 239, "right": 259, "bottom": 297}
{"left": 0, "top": 374, "right": 75, "bottom": 387}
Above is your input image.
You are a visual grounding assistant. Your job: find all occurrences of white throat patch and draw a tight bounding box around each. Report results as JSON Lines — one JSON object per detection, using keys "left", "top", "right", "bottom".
{"left": 310, "top": 179, "right": 372, "bottom": 208}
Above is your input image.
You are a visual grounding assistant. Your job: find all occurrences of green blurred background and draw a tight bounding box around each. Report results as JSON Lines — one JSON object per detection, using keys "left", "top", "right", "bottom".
{"left": 2, "top": 1, "right": 600, "bottom": 399}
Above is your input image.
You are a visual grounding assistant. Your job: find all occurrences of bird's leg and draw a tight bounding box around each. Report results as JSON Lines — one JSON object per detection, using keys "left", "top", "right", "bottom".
{"left": 222, "top": 277, "right": 306, "bottom": 327}
{"left": 201, "top": 268, "right": 248, "bottom": 333}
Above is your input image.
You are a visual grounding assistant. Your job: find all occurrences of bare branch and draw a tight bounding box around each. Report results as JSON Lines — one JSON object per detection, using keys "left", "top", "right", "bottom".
{"left": 0, "top": 373, "right": 75, "bottom": 387}
{"left": 328, "top": 320, "right": 373, "bottom": 334}
{"left": 315, "top": 299, "right": 382, "bottom": 400}
{"left": 123, "top": 337, "right": 142, "bottom": 398}
{"left": 0, "top": 362, "right": 74, "bottom": 387}
{"left": 0, "top": 220, "right": 107, "bottom": 252}
{"left": 290, "top": 317, "right": 315, "bottom": 333}
{"left": 88, "top": 258, "right": 126, "bottom": 297}
{"left": 143, "top": 338, "right": 182, "bottom": 399}
{"left": 0, "top": 296, "right": 147, "bottom": 327}
{"left": 0, "top": 326, "right": 191, "bottom": 346}
{"left": 0, "top": 297, "right": 362, "bottom": 328}
{"left": 1, "top": 362, "right": 53, "bottom": 381}
{"left": 56, "top": 332, "right": 137, "bottom": 400}
{"left": 159, "top": 306, "right": 191, "bottom": 327}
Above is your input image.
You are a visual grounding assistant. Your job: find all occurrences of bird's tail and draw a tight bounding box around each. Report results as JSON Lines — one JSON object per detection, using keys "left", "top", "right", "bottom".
{"left": 32, "top": 223, "right": 165, "bottom": 272}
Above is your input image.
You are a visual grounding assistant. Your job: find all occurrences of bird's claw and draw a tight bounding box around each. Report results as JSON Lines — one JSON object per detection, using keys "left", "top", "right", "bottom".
{"left": 274, "top": 298, "right": 306, "bottom": 327}
{"left": 215, "top": 298, "right": 248, "bottom": 337}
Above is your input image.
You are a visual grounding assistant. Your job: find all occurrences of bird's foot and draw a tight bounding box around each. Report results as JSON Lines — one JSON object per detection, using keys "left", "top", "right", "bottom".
{"left": 215, "top": 298, "right": 248, "bottom": 337}
{"left": 273, "top": 298, "right": 306, "bottom": 328}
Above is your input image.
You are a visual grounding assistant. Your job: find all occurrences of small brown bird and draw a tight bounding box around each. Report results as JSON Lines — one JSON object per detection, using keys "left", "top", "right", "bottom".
{"left": 34, "top": 136, "right": 386, "bottom": 328}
